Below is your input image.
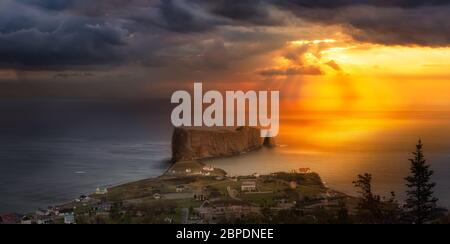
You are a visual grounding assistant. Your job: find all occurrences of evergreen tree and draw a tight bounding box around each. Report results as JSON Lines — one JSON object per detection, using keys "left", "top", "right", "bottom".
{"left": 353, "top": 173, "right": 382, "bottom": 223}
{"left": 353, "top": 174, "right": 401, "bottom": 224}
{"left": 404, "top": 139, "right": 438, "bottom": 224}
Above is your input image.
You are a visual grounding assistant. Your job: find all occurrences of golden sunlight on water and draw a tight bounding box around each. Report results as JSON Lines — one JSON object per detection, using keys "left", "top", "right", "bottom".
{"left": 208, "top": 110, "right": 450, "bottom": 207}
{"left": 209, "top": 43, "right": 450, "bottom": 206}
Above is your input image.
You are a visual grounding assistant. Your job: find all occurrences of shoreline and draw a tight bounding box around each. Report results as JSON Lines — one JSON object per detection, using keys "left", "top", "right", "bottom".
{"left": 12, "top": 154, "right": 353, "bottom": 224}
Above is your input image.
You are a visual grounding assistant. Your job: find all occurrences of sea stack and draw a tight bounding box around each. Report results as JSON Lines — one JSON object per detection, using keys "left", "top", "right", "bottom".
{"left": 172, "top": 127, "right": 276, "bottom": 162}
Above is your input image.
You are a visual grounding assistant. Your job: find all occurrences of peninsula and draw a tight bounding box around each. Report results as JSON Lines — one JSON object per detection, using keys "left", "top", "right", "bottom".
{"left": 10, "top": 127, "right": 353, "bottom": 224}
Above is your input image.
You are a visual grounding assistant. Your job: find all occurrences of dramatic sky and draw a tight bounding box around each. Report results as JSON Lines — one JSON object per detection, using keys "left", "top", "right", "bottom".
{"left": 1, "top": 0, "right": 450, "bottom": 112}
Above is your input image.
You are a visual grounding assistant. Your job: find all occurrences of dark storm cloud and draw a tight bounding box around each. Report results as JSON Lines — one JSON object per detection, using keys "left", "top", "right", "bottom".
{"left": 0, "top": 20, "right": 129, "bottom": 68}
{"left": 18, "top": 0, "right": 74, "bottom": 10}
{"left": 0, "top": 0, "right": 280, "bottom": 69}
{"left": 199, "top": 0, "right": 280, "bottom": 25}
{"left": 156, "top": 0, "right": 224, "bottom": 32}
{"left": 273, "top": 0, "right": 450, "bottom": 46}
{"left": 0, "top": 0, "right": 131, "bottom": 69}
{"left": 274, "top": 0, "right": 449, "bottom": 9}
{"left": 1, "top": 0, "right": 450, "bottom": 71}
{"left": 340, "top": 6, "right": 450, "bottom": 46}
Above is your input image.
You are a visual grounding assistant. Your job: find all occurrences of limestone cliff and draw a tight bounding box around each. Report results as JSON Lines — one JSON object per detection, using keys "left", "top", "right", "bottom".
{"left": 172, "top": 127, "right": 275, "bottom": 162}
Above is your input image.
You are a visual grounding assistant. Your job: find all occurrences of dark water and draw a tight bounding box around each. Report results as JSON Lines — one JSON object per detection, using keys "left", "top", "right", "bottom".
{"left": 0, "top": 99, "right": 173, "bottom": 213}
{"left": 1, "top": 99, "right": 450, "bottom": 213}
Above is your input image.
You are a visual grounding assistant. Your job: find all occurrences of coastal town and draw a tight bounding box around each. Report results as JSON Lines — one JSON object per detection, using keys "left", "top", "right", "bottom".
{"left": 0, "top": 160, "right": 354, "bottom": 224}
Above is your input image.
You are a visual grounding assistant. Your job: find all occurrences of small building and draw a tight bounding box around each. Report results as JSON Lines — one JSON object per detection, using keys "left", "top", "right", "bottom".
{"left": 176, "top": 185, "right": 185, "bottom": 193}
{"left": 203, "top": 165, "right": 215, "bottom": 172}
{"left": 64, "top": 213, "right": 76, "bottom": 224}
{"left": 153, "top": 193, "right": 162, "bottom": 200}
{"left": 298, "top": 168, "right": 312, "bottom": 174}
{"left": 37, "top": 216, "right": 52, "bottom": 225}
{"left": 96, "top": 187, "right": 108, "bottom": 195}
{"left": 79, "top": 195, "right": 92, "bottom": 203}
{"left": 241, "top": 180, "right": 257, "bottom": 192}
{"left": 185, "top": 168, "right": 192, "bottom": 173}
{"left": 21, "top": 216, "right": 33, "bottom": 225}
{"left": 47, "top": 206, "right": 60, "bottom": 216}
{"left": 253, "top": 173, "right": 261, "bottom": 178}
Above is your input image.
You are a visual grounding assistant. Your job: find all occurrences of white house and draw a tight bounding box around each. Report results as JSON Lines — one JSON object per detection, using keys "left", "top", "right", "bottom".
{"left": 241, "top": 180, "right": 257, "bottom": 192}
{"left": 96, "top": 187, "right": 108, "bottom": 195}
{"left": 64, "top": 213, "right": 75, "bottom": 224}
{"left": 176, "top": 185, "right": 185, "bottom": 193}
{"left": 203, "top": 165, "right": 215, "bottom": 172}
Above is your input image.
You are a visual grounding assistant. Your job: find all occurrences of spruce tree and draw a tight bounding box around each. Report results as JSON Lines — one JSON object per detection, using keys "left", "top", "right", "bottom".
{"left": 353, "top": 174, "right": 401, "bottom": 224}
{"left": 404, "top": 140, "right": 438, "bottom": 224}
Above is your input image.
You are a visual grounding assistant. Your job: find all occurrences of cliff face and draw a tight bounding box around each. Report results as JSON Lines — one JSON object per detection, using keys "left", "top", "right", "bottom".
{"left": 172, "top": 127, "right": 275, "bottom": 162}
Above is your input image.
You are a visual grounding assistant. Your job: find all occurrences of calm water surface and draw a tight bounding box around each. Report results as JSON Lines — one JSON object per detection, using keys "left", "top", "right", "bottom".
{"left": 1, "top": 99, "right": 449, "bottom": 213}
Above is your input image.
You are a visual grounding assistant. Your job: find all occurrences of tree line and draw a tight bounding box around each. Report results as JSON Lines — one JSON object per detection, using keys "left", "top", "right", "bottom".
{"left": 352, "top": 139, "right": 442, "bottom": 224}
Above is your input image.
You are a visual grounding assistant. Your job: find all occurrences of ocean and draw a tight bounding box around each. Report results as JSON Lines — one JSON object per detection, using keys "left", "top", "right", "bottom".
{"left": 0, "top": 99, "right": 173, "bottom": 213}
{"left": 1, "top": 99, "right": 450, "bottom": 213}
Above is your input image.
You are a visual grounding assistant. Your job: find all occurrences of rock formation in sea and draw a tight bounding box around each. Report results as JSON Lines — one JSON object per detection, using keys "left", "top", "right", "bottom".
{"left": 172, "top": 127, "right": 276, "bottom": 162}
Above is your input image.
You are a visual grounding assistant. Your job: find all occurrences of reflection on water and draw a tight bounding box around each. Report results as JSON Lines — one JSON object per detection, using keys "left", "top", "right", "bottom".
{"left": 207, "top": 111, "right": 450, "bottom": 208}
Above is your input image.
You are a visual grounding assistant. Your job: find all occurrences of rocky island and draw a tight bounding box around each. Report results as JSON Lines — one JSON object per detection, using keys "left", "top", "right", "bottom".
{"left": 172, "top": 127, "right": 276, "bottom": 162}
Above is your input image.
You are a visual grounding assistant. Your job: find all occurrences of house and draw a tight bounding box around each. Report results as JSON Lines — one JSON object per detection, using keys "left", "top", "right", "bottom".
{"left": 64, "top": 213, "right": 76, "bottom": 224}
{"left": 203, "top": 165, "right": 215, "bottom": 172}
{"left": 78, "top": 195, "right": 92, "bottom": 203}
{"left": 298, "top": 168, "right": 312, "bottom": 174}
{"left": 0, "top": 213, "right": 21, "bottom": 224}
{"left": 96, "top": 187, "right": 108, "bottom": 195}
{"left": 37, "top": 216, "right": 52, "bottom": 225}
{"left": 176, "top": 185, "right": 185, "bottom": 193}
{"left": 21, "top": 216, "right": 33, "bottom": 225}
{"left": 241, "top": 180, "right": 257, "bottom": 192}
{"left": 47, "top": 206, "right": 60, "bottom": 216}
{"left": 194, "top": 188, "right": 208, "bottom": 201}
